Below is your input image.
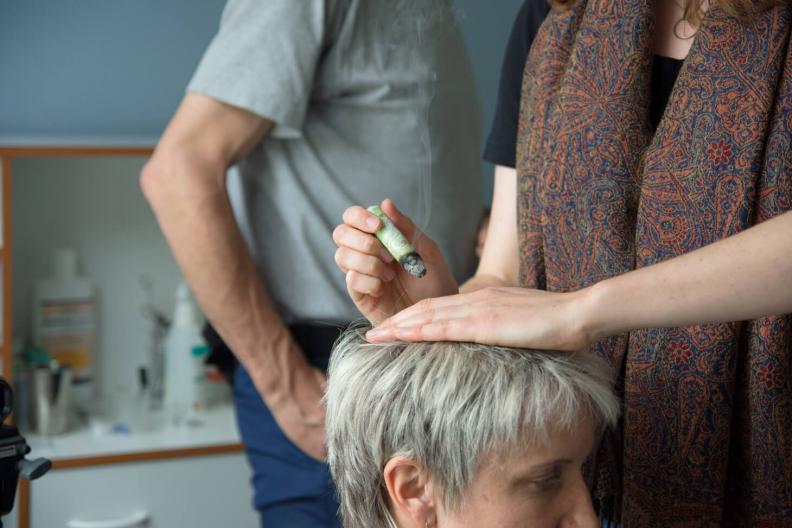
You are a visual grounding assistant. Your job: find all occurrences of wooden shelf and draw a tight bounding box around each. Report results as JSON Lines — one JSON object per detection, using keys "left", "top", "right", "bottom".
{"left": 0, "top": 146, "right": 154, "bottom": 158}
{"left": 52, "top": 443, "right": 244, "bottom": 470}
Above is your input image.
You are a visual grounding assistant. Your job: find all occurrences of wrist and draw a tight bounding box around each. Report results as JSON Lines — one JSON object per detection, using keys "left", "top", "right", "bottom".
{"left": 460, "top": 273, "right": 509, "bottom": 293}
{"left": 245, "top": 328, "right": 305, "bottom": 397}
{"left": 575, "top": 280, "right": 620, "bottom": 346}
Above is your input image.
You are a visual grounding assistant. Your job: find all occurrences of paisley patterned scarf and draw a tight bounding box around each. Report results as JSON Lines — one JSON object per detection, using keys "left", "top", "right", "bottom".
{"left": 516, "top": 1, "right": 792, "bottom": 525}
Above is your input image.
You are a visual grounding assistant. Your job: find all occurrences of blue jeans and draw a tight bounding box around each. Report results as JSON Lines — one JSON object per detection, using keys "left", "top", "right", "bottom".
{"left": 233, "top": 363, "right": 342, "bottom": 528}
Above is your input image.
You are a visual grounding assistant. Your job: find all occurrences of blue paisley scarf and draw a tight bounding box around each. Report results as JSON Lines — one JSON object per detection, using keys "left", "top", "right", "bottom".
{"left": 516, "top": 1, "right": 792, "bottom": 525}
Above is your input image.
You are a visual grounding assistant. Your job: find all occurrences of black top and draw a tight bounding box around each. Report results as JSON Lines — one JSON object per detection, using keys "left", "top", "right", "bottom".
{"left": 484, "top": 0, "right": 684, "bottom": 168}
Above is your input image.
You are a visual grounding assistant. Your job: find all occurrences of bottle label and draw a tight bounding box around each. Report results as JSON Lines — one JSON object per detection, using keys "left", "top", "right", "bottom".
{"left": 39, "top": 300, "right": 95, "bottom": 381}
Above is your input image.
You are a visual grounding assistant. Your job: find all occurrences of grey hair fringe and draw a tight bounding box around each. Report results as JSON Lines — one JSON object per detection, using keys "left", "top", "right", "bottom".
{"left": 325, "top": 326, "right": 620, "bottom": 528}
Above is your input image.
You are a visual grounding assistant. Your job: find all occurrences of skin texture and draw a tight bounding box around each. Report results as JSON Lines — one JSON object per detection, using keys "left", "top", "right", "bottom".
{"left": 385, "top": 415, "right": 598, "bottom": 528}
{"left": 142, "top": 93, "right": 327, "bottom": 461}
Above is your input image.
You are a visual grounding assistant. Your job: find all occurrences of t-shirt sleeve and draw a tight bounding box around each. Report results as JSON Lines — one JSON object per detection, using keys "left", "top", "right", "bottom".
{"left": 188, "top": 0, "right": 328, "bottom": 139}
{"left": 482, "top": 0, "right": 551, "bottom": 168}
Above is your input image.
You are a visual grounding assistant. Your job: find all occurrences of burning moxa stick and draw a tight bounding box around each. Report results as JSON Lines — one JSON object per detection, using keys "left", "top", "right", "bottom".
{"left": 367, "top": 206, "right": 427, "bottom": 278}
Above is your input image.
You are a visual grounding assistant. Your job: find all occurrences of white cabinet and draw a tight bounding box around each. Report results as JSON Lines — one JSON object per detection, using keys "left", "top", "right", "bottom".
{"left": 30, "top": 453, "right": 257, "bottom": 528}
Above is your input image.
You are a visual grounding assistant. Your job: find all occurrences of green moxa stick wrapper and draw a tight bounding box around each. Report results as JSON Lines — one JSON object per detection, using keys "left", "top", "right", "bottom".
{"left": 367, "top": 206, "right": 427, "bottom": 278}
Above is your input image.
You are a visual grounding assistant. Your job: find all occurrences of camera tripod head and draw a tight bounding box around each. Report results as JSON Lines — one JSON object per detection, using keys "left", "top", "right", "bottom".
{"left": 0, "top": 378, "right": 51, "bottom": 517}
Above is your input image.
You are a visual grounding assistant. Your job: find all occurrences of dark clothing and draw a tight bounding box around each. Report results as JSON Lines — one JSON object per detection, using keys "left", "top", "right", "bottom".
{"left": 205, "top": 323, "right": 345, "bottom": 527}
{"left": 650, "top": 55, "right": 685, "bottom": 129}
{"left": 483, "top": 0, "right": 551, "bottom": 168}
{"left": 234, "top": 364, "right": 341, "bottom": 528}
{"left": 484, "top": 0, "right": 683, "bottom": 169}
{"left": 203, "top": 323, "right": 342, "bottom": 385}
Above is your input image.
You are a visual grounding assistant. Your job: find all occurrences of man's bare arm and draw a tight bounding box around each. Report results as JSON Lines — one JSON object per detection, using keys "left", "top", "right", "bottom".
{"left": 141, "top": 93, "right": 326, "bottom": 460}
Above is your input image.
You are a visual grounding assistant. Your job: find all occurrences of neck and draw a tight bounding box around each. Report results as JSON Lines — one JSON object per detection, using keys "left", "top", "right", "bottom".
{"left": 653, "top": 0, "right": 710, "bottom": 59}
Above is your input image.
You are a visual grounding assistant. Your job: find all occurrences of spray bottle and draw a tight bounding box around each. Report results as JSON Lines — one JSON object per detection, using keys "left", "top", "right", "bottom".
{"left": 162, "top": 282, "right": 208, "bottom": 421}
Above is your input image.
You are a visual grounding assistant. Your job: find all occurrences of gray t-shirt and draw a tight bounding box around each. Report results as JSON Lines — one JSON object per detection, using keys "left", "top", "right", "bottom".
{"left": 189, "top": 0, "right": 483, "bottom": 324}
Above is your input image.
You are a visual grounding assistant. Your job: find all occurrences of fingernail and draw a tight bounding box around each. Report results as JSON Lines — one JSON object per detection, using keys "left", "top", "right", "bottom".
{"left": 383, "top": 266, "right": 396, "bottom": 281}
{"left": 366, "top": 217, "right": 380, "bottom": 230}
{"left": 381, "top": 250, "right": 394, "bottom": 263}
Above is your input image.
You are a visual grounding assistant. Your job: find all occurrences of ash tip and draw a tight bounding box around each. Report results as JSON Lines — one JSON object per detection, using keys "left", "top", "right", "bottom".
{"left": 401, "top": 253, "right": 427, "bottom": 279}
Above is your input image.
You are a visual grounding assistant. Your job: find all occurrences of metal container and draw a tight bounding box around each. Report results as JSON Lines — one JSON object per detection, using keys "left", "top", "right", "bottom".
{"left": 30, "top": 365, "right": 72, "bottom": 435}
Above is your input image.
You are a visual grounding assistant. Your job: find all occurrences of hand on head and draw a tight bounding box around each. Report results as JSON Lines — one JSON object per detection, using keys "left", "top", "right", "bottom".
{"left": 366, "top": 286, "right": 595, "bottom": 352}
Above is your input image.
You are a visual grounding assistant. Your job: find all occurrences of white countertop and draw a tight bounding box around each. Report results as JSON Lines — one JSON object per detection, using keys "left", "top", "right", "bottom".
{"left": 26, "top": 405, "right": 242, "bottom": 462}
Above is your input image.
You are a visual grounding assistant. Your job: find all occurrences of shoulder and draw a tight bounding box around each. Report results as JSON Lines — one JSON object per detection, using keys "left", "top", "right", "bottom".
{"left": 517, "top": 0, "right": 552, "bottom": 42}
{"left": 502, "top": 0, "right": 551, "bottom": 67}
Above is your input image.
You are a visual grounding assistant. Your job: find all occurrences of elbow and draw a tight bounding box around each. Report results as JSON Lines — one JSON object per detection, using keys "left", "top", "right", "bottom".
{"left": 139, "top": 157, "right": 165, "bottom": 206}
{"left": 140, "top": 146, "right": 225, "bottom": 211}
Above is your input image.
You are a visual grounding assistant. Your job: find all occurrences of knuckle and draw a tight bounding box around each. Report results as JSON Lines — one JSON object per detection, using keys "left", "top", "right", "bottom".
{"left": 352, "top": 206, "right": 368, "bottom": 224}
{"left": 363, "top": 235, "right": 378, "bottom": 254}
{"left": 332, "top": 225, "right": 345, "bottom": 244}
{"left": 416, "top": 298, "right": 434, "bottom": 312}
{"left": 365, "top": 258, "right": 382, "bottom": 276}
{"left": 334, "top": 247, "right": 346, "bottom": 266}
{"left": 343, "top": 205, "right": 363, "bottom": 224}
{"left": 371, "top": 279, "right": 384, "bottom": 297}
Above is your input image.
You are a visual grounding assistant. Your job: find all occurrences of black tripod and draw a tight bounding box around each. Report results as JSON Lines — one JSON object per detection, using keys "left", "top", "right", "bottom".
{"left": 0, "top": 378, "right": 51, "bottom": 527}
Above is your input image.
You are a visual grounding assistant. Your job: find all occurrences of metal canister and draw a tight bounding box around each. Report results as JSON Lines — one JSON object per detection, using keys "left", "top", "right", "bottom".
{"left": 30, "top": 365, "right": 72, "bottom": 435}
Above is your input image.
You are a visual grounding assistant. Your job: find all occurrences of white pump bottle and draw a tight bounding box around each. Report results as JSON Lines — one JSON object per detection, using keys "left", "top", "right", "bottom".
{"left": 162, "top": 282, "right": 208, "bottom": 420}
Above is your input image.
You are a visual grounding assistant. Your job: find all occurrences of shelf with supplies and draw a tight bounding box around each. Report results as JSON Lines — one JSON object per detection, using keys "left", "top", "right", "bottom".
{"left": 0, "top": 143, "right": 250, "bottom": 528}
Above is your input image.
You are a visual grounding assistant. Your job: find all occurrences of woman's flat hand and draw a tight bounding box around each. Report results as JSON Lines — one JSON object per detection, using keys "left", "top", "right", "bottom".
{"left": 365, "top": 286, "right": 596, "bottom": 351}
{"left": 333, "top": 198, "right": 458, "bottom": 325}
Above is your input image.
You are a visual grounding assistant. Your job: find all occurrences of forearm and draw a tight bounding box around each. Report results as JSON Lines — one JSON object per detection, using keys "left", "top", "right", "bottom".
{"left": 460, "top": 273, "right": 514, "bottom": 293}
{"left": 584, "top": 211, "right": 792, "bottom": 340}
{"left": 141, "top": 154, "right": 299, "bottom": 394}
{"left": 461, "top": 165, "right": 521, "bottom": 293}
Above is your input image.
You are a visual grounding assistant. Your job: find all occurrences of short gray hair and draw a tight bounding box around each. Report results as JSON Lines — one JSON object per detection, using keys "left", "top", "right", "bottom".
{"left": 325, "top": 328, "right": 620, "bottom": 528}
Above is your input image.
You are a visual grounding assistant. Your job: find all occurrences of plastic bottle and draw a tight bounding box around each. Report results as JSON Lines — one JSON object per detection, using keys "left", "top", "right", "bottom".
{"left": 32, "top": 248, "right": 96, "bottom": 407}
{"left": 162, "top": 282, "right": 207, "bottom": 420}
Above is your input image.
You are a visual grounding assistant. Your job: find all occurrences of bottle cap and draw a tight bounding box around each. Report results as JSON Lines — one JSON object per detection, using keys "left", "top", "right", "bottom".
{"left": 52, "top": 248, "right": 78, "bottom": 279}
{"left": 176, "top": 281, "right": 191, "bottom": 301}
{"left": 172, "top": 281, "right": 197, "bottom": 327}
{"left": 191, "top": 345, "right": 209, "bottom": 358}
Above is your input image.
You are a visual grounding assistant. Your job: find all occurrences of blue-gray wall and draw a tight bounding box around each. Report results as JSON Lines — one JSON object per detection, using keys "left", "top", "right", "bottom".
{"left": 0, "top": 0, "right": 524, "bottom": 190}
{"left": 0, "top": 0, "right": 227, "bottom": 137}
{"left": 455, "top": 0, "right": 524, "bottom": 182}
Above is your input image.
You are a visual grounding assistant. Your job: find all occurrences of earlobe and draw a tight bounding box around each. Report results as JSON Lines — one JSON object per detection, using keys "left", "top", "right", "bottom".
{"left": 383, "top": 456, "right": 437, "bottom": 527}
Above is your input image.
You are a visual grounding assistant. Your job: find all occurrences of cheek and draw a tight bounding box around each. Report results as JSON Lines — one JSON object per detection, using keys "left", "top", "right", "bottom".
{"left": 441, "top": 488, "right": 559, "bottom": 528}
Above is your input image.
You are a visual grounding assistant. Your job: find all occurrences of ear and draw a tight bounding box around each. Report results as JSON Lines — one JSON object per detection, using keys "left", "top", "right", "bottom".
{"left": 383, "top": 456, "right": 437, "bottom": 527}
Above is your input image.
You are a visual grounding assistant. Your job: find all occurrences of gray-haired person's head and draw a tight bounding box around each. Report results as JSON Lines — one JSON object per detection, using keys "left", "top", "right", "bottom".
{"left": 325, "top": 328, "right": 620, "bottom": 528}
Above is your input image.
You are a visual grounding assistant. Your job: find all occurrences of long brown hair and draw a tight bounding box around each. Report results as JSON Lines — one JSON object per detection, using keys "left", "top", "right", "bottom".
{"left": 548, "top": 0, "right": 787, "bottom": 26}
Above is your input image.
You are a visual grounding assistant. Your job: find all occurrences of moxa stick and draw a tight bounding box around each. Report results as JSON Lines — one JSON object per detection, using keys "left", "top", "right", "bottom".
{"left": 367, "top": 206, "right": 427, "bottom": 278}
